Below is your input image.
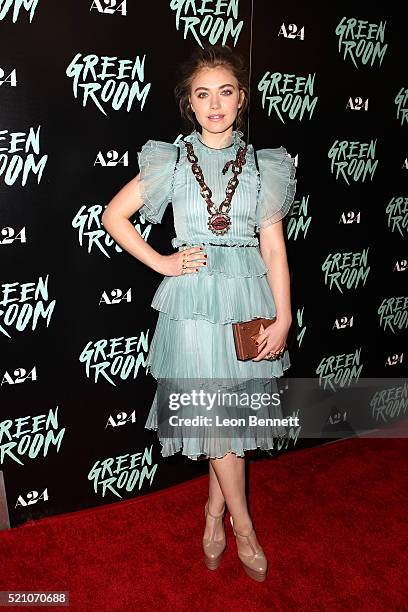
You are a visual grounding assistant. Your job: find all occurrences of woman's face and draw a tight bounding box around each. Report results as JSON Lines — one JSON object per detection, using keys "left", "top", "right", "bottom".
{"left": 189, "top": 65, "right": 244, "bottom": 134}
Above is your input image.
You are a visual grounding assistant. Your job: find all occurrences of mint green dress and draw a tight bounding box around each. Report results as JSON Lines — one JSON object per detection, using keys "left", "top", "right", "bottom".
{"left": 138, "top": 129, "right": 297, "bottom": 460}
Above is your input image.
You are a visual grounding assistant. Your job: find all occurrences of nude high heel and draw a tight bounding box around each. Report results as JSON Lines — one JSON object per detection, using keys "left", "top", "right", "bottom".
{"left": 202, "top": 499, "right": 226, "bottom": 570}
{"left": 230, "top": 515, "right": 268, "bottom": 582}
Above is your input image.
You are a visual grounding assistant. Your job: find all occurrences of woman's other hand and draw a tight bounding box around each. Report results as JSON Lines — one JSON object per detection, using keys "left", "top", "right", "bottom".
{"left": 251, "top": 317, "right": 291, "bottom": 362}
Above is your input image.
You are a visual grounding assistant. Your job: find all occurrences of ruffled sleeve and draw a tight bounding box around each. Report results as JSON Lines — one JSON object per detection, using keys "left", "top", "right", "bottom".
{"left": 255, "top": 147, "right": 297, "bottom": 231}
{"left": 137, "top": 140, "right": 179, "bottom": 224}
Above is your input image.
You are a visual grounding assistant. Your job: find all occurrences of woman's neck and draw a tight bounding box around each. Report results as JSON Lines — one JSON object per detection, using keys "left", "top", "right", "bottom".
{"left": 198, "top": 127, "right": 234, "bottom": 149}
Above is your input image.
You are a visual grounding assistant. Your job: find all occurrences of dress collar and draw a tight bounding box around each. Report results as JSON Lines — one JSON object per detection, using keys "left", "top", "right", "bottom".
{"left": 183, "top": 128, "right": 246, "bottom": 153}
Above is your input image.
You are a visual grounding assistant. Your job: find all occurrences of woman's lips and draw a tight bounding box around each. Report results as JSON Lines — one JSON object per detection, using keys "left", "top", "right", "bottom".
{"left": 208, "top": 115, "right": 225, "bottom": 121}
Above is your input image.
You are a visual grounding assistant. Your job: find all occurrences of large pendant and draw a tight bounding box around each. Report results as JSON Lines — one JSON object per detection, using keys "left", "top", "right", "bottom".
{"left": 208, "top": 212, "right": 231, "bottom": 235}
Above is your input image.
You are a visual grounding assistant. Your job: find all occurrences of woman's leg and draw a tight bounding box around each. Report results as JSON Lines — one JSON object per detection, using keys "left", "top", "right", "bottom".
{"left": 209, "top": 452, "right": 262, "bottom": 555}
{"left": 208, "top": 460, "right": 225, "bottom": 512}
{"left": 203, "top": 461, "right": 226, "bottom": 542}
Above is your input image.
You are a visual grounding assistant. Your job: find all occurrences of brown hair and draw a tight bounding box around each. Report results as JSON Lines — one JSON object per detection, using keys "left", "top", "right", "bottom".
{"left": 174, "top": 44, "right": 249, "bottom": 134}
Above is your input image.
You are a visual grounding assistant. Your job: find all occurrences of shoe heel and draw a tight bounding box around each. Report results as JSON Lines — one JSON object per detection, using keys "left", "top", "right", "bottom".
{"left": 230, "top": 514, "right": 268, "bottom": 582}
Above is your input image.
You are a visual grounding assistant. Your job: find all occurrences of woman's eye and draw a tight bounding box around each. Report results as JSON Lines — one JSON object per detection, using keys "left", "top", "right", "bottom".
{"left": 197, "top": 90, "right": 233, "bottom": 98}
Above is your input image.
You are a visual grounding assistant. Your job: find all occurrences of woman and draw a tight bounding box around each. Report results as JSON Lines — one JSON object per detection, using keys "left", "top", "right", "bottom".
{"left": 102, "top": 44, "right": 296, "bottom": 583}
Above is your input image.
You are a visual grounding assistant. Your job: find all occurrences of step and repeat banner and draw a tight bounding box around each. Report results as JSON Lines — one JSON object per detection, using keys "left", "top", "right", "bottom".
{"left": 1, "top": 1, "right": 406, "bottom": 527}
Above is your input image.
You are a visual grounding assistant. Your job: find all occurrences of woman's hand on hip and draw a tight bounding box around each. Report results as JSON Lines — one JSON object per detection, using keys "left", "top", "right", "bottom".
{"left": 156, "top": 246, "right": 207, "bottom": 276}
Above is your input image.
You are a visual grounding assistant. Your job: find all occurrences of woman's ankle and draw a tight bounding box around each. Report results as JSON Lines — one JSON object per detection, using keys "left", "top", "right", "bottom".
{"left": 207, "top": 497, "right": 225, "bottom": 515}
{"left": 231, "top": 514, "right": 254, "bottom": 535}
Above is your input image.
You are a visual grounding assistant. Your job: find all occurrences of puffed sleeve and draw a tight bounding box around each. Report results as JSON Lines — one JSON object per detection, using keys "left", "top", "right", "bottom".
{"left": 255, "top": 147, "right": 297, "bottom": 231}
{"left": 137, "top": 140, "right": 179, "bottom": 223}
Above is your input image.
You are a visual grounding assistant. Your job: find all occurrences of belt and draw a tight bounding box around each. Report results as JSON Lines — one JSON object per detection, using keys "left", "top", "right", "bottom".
{"left": 172, "top": 237, "right": 259, "bottom": 249}
{"left": 208, "top": 243, "right": 235, "bottom": 247}
{"left": 177, "top": 242, "right": 258, "bottom": 248}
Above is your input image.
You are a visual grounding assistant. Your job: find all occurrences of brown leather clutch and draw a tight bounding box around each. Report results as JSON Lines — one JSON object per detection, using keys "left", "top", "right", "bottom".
{"left": 232, "top": 317, "right": 276, "bottom": 361}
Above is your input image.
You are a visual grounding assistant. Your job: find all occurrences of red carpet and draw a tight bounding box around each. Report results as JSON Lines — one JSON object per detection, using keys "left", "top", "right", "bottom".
{"left": 0, "top": 436, "right": 406, "bottom": 612}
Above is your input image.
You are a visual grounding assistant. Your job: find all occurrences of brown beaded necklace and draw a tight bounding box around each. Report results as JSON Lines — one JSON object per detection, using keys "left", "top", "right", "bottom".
{"left": 182, "top": 132, "right": 248, "bottom": 235}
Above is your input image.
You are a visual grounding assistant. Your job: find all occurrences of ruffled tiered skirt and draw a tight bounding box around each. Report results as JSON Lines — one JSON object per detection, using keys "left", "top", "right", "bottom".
{"left": 144, "top": 242, "right": 291, "bottom": 460}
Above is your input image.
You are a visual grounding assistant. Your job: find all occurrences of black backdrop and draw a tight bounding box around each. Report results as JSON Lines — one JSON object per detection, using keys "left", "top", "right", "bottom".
{"left": 1, "top": 1, "right": 406, "bottom": 527}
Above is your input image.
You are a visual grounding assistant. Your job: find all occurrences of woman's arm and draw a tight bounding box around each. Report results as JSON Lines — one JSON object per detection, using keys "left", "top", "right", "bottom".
{"left": 259, "top": 220, "right": 292, "bottom": 327}
{"left": 101, "top": 173, "right": 166, "bottom": 274}
{"left": 252, "top": 220, "right": 292, "bottom": 362}
{"left": 102, "top": 175, "right": 206, "bottom": 277}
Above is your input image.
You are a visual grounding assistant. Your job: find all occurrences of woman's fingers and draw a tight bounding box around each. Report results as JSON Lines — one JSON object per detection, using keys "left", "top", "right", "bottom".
{"left": 254, "top": 333, "right": 268, "bottom": 348}
{"left": 188, "top": 246, "right": 207, "bottom": 262}
{"left": 180, "top": 246, "right": 207, "bottom": 274}
{"left": 253, "top": 330, "right": 286, "bottom": 361}
{"left": 253, "top": 345, "right": 281, "bottom": 361}
{"left": 162, "top": 247, "right": 207, "bottom": 277}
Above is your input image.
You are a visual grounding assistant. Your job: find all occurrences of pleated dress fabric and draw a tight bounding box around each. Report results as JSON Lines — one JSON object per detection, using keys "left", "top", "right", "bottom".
{"left": 138, "top": 129, "right": 297, "bottom": 460}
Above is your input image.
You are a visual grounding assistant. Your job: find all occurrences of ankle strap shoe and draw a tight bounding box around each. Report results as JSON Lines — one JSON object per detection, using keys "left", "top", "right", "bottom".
{"left": 202, "top": 499, "right": 226, "bottom": 570}
{"left": 230, "top": 515, "right": 268, "bottom": 582}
